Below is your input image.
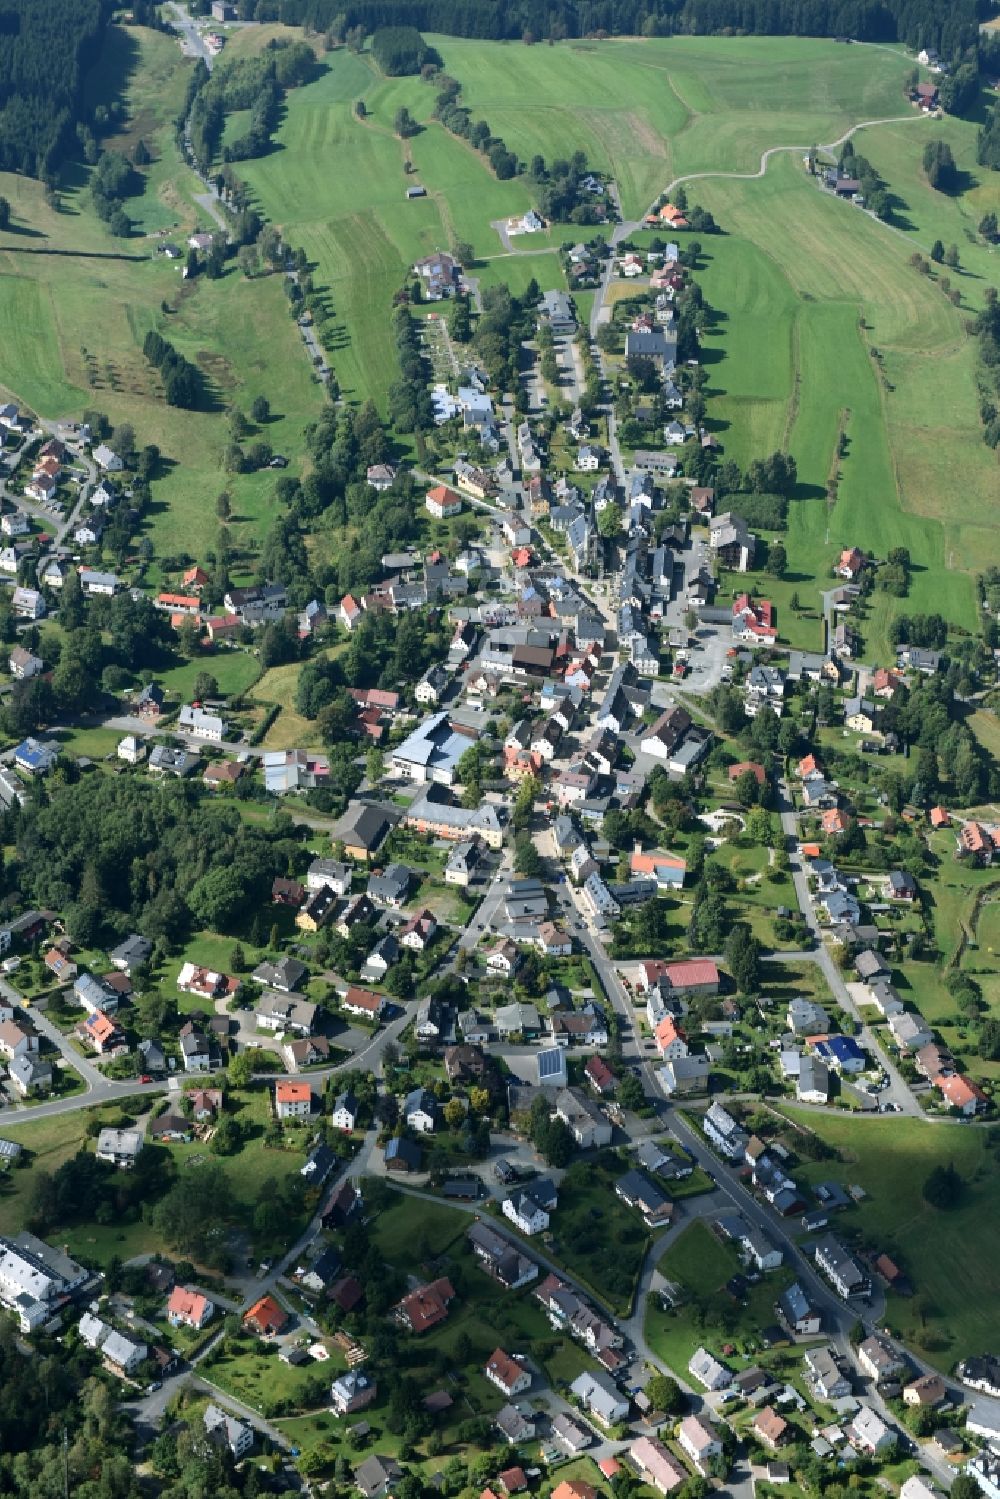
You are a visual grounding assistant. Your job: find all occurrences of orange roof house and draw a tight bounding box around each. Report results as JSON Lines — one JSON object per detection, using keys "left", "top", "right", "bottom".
{"left": 837, "top": 547, "right": 865, "bottom": 579}
{"left": 156, "top": 593, "right": 201, "bottom": 614}
{"left": 243, "top": 1294, "right": 289, "bottom": 1337}
{"left": 872, "top": 667, "right": 903, "bottom": 697}
{"left": 821, "top": 808, "right": 849, "bottom": 835}
{"left": 959, "top": 822, "right": 992, "bottom": 859}
{"left": 183, "top": 565, "right": 210, "bottom": 590}
{"left": 396, "top": 1277, "right": 456, "bottom": 1333}
{"left": 552, "top": 1483, "right": 599, "bottom": 1499}
{"left": 935, "top": 1073, "right": 988, "bottom": 1114}
{"left": 797, "top": 754, "right": 821, "bottom": 779}
{"left": 166, "top": 1284, "right": 213, "bottom": 1328}
{"left": 728, "top": 761, "right": 766, "bottom": 785}
{"left": 930, "top": 806, "right": 950, "bottom": 828}
{"left": 655, "top": 1015, "right": 688, "bottom": 1056}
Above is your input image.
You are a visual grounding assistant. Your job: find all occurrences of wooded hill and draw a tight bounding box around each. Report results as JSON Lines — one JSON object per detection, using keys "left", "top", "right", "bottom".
{"left": 0, "top": 0, "right": 112, "bottom": 179}
{"left": 268, "top": 0, "right": 979, "bottom": 63}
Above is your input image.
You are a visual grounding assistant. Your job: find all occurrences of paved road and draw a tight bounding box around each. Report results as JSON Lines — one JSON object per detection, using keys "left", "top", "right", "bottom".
{"left": 660, "top": 114, "right": 928, "bottom": 202}
{"left": 776, "top": 780, "right": 921, "bottom": 1118}
{"left": 165, "top": 0, "right": 217, "bottom": 71}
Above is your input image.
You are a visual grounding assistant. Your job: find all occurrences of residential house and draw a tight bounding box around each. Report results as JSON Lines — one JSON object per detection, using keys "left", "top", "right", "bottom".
{"left": 630, "top": 1436, "right": 687, "bottom": 1495}
{"left": 395, "top": 1277, "right": 456, "bottom": 1334}
{"left": 904, "top": 1374, "right": 947, "bottom": 1408}
{"left": 679, "top": 1415, "right": 723, "bottom": 1472}
{"left": 849, "top": 1406, "right": 896, "bottom": 1456}
{"left": 753, "top": 1407, "right": 789, "bottom": 1451}
{"left": 484, "top": 1348, "right": 531, "bottom": 1398}
{"left": 805, "top": 1345, "right": 852, "bottom": 1401}
{"left": 331, "top": 1368, "right": 378, "bottom": 1415}
{"left": 466, "top": 1221, "right": 538, "bottom": 1291}
{"left": 814, "top": 1235, "right": 870, "bottom": 1299}
{"left": 243, "top": 1294, "right": 289, "bottom": 1338}
{"left": 503, "top": 1185, "right": 555, "bottom": 1236}
{"left": 777, "top": 1281, "right": 822, "bottom": 1336}
{"left": 342, "top": 986, "right": 386, "bottom": 1021}
{"left": 331, "top": 1090, "right": 359, "bottom": 1131}
{"left": 204, "top": 1403, "right": 254, "bottom": 1459}
{"left": 167, "top": 1285, "right": 214, "bottom": 1329}
{"left": 403, "top": 1086, "right": 438, "bottom": 1134}
{"left": 858, "top": 1333, "right": 907, "bottom": 1385}
{"left": 570, "top": 1369, "right": 629, "bottom": 1425}
{"left": 554, "top": 1088, "right": 612, "bottom": 1149}
{"left": 95, "top": 1127, "right": 144, "bottom": 1170}
{"left": 275, "top": 1081, "right": 312, "bottom": 1120}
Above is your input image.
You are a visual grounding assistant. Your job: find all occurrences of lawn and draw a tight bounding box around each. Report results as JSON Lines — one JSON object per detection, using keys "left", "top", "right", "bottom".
{"left": 203, "top": 1341, "right": 336, "bottom": 1419}
{"left": 252, "top": 659, "right": 332, "bottom": 749}
{"left": 545, "top": 1154, "right": 652, "bottom": 1314}
{"left": 368, "top": 1185, "right": 469, "bottom": 1268}
{"left": 159, "top": 648, "right": 262, "bottom": 703}
{"left": 772, "top": 1106, "right": 1000, "bottom": 1367}
{"left": 645, "top": 1219, "right": 796, "bottom": 1379}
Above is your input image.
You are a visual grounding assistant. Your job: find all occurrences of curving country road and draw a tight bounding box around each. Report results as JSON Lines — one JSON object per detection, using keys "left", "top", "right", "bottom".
{"left": 658, "top": 113, "right": 928, "bottom": 203}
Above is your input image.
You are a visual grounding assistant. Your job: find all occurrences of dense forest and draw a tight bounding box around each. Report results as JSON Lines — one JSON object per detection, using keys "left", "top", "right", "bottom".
{"left": 255, "top": 0, "right": 980, "bottom": 62}
{"left": 8, "top": 776, "right": 300, "bottom": 953}
{"left": 0, "top": 0, "right": 112, "bottom": 178}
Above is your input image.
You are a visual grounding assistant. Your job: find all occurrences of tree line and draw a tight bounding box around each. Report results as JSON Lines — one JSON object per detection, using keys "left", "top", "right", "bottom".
{"left": 142, "top": 331, "right": 203, "bottom": 410}
{"left": 226, "top": 0, "right": 977, "bottom": 65}
{"left": 371, "top": 24, "right": 440, "bottom": 71}
{"left": 186, "top": 37, "right": 314, "bottom": 170}
{"left": 973, "top": 287, "right": 1000, "bottom": 449}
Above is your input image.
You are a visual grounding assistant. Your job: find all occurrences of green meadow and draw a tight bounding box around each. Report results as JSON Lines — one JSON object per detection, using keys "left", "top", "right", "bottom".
{"left": 433, "top": 34, "right": 911, "bottom": 218}
{"left": 777, "top": 1108, "right": 1000, "bottom": 1368}
{"left": 693, "top": 152, "right": 986, "bottom": 655}
{"left": 0, "top": 24, "right": 320, "bottom": 560}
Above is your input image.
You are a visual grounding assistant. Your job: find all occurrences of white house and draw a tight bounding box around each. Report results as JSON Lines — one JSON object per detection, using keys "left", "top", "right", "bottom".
{"left": 503, "top": 1189, "right": 549, "bottom": 1235}
{"left": 93, "top": 444, "right": 124, "bottom": 472}
{"left": 484, "top": 1348, "right": 532, "bottom": 1398}
{"left": 689, "top": 1346, "right": 730, "bottom": 1391}
{"left": 179, "top": 705, "right": 225, "bottom": 742}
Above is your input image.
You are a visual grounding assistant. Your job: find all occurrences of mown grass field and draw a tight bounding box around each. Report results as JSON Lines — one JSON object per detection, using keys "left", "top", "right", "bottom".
{"left": 0, "top": 23, "right": 321, "bottom": 560}
{"left": 694, "top": 152, "right": 986, "bottom": 656}
{"left": 777, "top": 1107, "right": 1000, "bottom": 1367}
{"left": 231, "top": 37, "right": 545, "bottom": 409}
{"left": 434, "top": 35, "right": 911, "bottom": 219}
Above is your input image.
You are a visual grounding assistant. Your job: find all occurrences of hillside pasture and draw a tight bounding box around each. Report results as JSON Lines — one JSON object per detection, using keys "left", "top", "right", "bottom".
{"left": 693, "top": 155, "right": 982, "bottom": 655}
{"left": 0, "top": 25, "right": 321, "bottom": 560}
